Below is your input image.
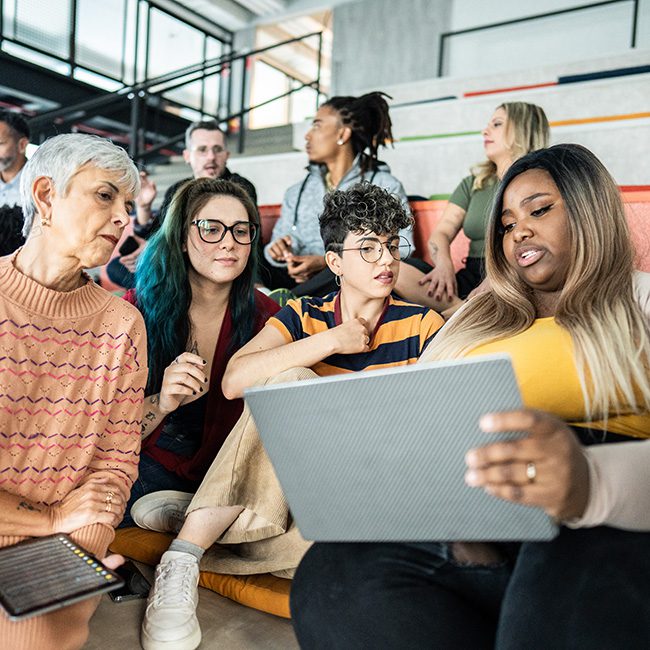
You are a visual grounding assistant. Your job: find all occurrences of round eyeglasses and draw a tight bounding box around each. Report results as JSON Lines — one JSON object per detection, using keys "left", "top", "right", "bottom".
{"left": 332, "top": 236, "right": 411, "bottom": 264}
{"left": 191, "top": 219, "right": 258, "bottom": 245}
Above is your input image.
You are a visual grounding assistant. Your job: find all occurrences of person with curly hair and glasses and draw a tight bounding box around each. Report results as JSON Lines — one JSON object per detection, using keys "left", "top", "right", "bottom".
{"left": 132, "top": 182, "right": 444, "bottom": 650}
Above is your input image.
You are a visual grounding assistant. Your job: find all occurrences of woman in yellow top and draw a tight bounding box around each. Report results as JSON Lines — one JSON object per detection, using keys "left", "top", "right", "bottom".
{"left": 291, "top": 143, "right": 650, "bottom": 649}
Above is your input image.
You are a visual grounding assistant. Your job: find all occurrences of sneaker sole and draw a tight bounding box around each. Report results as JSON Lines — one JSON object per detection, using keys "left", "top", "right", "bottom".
{"left": 131, "top": 490, "right": 194, "bottom": 533}
{"left": 140, "top": 625, "right": 201, "bottom": 650}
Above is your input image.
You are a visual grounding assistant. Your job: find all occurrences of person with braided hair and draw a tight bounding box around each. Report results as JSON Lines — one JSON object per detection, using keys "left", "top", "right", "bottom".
{"left": 261, "top": 92, "right": 418, "bottom": 297}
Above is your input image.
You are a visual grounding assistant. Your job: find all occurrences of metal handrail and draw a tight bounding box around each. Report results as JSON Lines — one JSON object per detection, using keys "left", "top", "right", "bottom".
{"left": 137, "top": 79, "right": 320, "bottom": 161}
{"left": 28, "top": 30, "right": 323, "bottom": 127}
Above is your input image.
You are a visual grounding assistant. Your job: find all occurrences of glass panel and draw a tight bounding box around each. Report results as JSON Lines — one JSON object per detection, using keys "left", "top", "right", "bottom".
{"left": 248, "top": 60, "right": 289, "bottom": 129}
{"left": 76, "top": 0, "right": 127, "bottom": 80}
{"left": 13, "top": 0, "right": 71, "bottom": 59}
{"left": 2, "top": 0, "right": 16, "bottom": 38}
{"left": 443, "top": 2, "right": 635, "bottom": 77}
{"left": 290, "top": 84, "right": 318, "bottom": 124}
{"left": 148, "top": 8, "right": 204, "bottom": 108}
{"left": 203, "top": 37, "right": 223, "bottom": 117}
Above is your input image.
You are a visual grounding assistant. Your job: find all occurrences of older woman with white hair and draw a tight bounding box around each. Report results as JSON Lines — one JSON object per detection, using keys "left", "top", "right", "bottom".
{"left": 0, "top": 133, "right": 148, "bottom": 649}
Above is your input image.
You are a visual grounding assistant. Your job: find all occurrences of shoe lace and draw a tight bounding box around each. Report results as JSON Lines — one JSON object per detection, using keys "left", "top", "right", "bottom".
{"left": 151, "top": 558, "right": 197, "bottom": 607}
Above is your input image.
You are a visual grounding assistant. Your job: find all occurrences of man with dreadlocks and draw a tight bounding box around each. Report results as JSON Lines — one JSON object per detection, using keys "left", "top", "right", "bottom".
{"left": 260, "top": 92, "right": 416, "bottom": 297}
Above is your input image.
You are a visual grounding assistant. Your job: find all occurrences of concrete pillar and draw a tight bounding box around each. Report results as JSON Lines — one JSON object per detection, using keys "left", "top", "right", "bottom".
{"left": 331, "top": 0, "right": 453, "bottom": 95}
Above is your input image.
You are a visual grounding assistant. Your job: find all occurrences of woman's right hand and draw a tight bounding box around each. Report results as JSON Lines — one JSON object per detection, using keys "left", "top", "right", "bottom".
{"left": 158, "top": 352, "right": 208, "bottom": 415}
{"left": 419, "top": 257, "right": 458, "bottom": 303}
{"left": 327, "top": 318, "right": 370, "bottom": 355}
{"left": 49, "top": 477, "right": 126, "bottom": 532}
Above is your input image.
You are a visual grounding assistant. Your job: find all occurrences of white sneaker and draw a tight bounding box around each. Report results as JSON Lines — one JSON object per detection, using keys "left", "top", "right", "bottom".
{"left": 131, "top": 491, "right": 193, "bottom": 534}
{"left": 141, "top": 550, "right": 201, "bottom": 650}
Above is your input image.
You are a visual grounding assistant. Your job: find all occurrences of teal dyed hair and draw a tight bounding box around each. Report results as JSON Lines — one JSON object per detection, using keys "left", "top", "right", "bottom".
{"left": 135, "top": 178, "right": 260, "bottom": 393}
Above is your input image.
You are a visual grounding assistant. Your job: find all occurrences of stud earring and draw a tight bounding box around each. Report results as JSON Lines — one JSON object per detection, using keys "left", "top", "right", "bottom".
{"left": 40, "top": 215, "right": 51, "bottom": 227}
{"left": 336, "top": 139, "right": 344, "bottom": 146}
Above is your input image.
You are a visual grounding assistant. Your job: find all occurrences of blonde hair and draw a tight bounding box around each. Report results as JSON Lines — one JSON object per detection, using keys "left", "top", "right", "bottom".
{"left": 425, "top": 144, "right": 650, "bottom": 422}
{"left": 472, "top": 102, "right": 550, "bottom": 191}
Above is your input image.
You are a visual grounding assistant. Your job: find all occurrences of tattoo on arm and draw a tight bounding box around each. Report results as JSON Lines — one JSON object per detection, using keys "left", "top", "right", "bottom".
{"left": 149, "top": 394, "right": 159, "bottom": 405}
{"left": 144, "top": 411, "right": 156, "bottom": 422}
{"left": 17, "top": 500, "right": 41, "bottom": 513}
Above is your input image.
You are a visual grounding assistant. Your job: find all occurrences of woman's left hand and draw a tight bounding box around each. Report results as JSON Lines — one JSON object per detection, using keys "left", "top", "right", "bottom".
{"left": 464, "top": 409, "right": 590, "bottom": 521}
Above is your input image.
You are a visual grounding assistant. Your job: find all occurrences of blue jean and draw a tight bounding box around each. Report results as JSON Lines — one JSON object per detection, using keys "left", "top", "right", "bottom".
{"left": 120, "top": 453, "right": 198, "bottom": 528}
{"left": 291, "top": 526, "right": 650, "bottom": 649}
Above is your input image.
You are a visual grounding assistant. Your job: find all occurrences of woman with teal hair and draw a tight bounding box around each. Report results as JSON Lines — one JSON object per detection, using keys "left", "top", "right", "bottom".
{"left": 121, "top": 178, "right": 279, "bottom": 526}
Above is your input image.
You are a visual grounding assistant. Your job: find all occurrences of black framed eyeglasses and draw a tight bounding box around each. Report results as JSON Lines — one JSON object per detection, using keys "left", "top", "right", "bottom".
{"left": 191, "top": 219, "right": 258, "bottom": 245}
{"left": 331, "top": 236, "right": 411, "bottom": 264}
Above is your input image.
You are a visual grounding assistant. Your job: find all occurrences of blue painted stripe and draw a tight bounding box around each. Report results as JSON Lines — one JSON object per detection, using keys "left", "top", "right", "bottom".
{"left": 558, "top": 65, "right": 650, "bottom": 84}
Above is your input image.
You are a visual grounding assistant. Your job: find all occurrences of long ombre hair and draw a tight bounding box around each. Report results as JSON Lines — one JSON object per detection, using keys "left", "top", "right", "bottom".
{"left": 424, "top": 144, "right": 650, "bottom": 421}
{"left": 136, "top": 178, "right": 260, "bottom": 394}
{"left": 472, "top": 102, "right": 550, "bottom": 190}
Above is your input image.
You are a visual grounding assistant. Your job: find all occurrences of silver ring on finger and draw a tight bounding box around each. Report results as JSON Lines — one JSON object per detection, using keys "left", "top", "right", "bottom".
{"left": 525, "top": 461, "right": 537, "bottom": 484}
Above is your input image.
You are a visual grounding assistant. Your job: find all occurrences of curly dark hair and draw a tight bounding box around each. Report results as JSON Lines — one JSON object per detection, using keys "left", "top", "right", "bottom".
{"left": 319, "top": 182, "right": 413, "bottom": 250}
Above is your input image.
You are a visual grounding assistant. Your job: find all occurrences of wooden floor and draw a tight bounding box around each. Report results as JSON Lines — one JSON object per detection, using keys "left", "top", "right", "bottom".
{"left": 84, "top": 563, "right": 299, "bottom": 650}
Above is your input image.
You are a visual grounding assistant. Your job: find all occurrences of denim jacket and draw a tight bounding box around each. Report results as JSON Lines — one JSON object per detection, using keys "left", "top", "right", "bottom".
{"left": 263, "top": 157, "right": 413, "bottom": 267}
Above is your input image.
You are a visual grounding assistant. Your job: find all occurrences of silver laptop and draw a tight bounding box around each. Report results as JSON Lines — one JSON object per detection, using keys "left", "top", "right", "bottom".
{"left": 245, "top": 354, "right": 558, "bottom": 542}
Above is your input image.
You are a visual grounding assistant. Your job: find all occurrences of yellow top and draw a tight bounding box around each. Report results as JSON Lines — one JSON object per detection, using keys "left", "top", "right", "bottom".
{"left": 466, "top": 317, "right": 650, "bottom": 439}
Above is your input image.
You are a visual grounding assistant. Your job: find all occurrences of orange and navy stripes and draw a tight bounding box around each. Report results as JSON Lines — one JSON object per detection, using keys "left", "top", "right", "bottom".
{"left": 268, "top": 292, "right": 444, "bottom": 376}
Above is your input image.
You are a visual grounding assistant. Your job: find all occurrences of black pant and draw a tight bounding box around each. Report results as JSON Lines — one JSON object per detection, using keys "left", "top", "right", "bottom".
{"left": 291, "top": 526, "right": 650, "bottom": 649}
{"left": 456, "top": 256, "right": 485, "bottom": 299}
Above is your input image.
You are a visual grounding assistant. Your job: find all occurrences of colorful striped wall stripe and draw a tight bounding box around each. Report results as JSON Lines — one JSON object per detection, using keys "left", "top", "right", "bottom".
{"left": 398, "top": 111, "right": 650, "bottom": 143}
{"left": 550, "top": 112, "right": 650, "bottom": 127}
{"left": 463, "top": 81, "right": 557, "bottom": 98}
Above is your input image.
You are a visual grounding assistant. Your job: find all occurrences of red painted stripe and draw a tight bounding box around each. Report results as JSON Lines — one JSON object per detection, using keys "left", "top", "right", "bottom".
{"left": 620, "top": 185, "right": 650, "bottom": 192}
{"left": 463, "top": 81, "right": 558, "bottom": 97}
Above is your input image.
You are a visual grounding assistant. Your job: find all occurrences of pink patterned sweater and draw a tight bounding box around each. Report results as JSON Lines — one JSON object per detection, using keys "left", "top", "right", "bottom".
{"left": 0, "top": 252, "right": 147, "bottom": 556}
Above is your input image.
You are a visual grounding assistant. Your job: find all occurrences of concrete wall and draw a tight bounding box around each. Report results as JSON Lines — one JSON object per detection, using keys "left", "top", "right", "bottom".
{"left": 223, "top": 50, "right": 650, "bottom": 203}
{"left": 331, "top": 0, "right": 452, "bottom": 94}
{"left": 330, "top": 0, "right": 649, "bottom": 94}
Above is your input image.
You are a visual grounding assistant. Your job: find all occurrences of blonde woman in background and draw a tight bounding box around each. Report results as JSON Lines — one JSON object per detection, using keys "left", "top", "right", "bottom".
{"left": 404, "top": 102, "right": 549, "bottom": 312}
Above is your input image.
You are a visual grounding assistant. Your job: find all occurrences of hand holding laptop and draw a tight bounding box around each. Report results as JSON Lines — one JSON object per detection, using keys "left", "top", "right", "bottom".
{"left": 465, "top": 409, "right": 591, "bottom": 522}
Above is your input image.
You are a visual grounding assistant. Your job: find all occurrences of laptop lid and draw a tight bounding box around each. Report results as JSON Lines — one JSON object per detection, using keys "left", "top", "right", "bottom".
{"left": 245, "top": 354, "right": 558, "bottom": 542}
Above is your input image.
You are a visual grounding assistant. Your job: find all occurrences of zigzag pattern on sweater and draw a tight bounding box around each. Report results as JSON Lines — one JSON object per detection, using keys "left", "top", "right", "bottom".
{"left": 0, "top": 318, "right": 142, "bottom": 367}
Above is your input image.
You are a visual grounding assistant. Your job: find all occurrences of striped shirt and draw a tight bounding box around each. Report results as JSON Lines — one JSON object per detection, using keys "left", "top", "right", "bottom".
{"left": 268, "top": 292, "right": 444, "bottom": 376}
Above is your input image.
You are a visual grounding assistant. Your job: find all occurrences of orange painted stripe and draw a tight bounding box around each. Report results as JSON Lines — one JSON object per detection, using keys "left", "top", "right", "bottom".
{"left": 550, "top": 112, "right": 650, "bottom": 127}
{"left": 464, "top": 82, "right": 557, "bottom": 97}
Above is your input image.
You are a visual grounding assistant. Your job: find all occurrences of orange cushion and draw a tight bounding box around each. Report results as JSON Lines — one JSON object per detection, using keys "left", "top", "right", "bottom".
{"left": 110, "top": 528, "right": 291, "bottom": 619}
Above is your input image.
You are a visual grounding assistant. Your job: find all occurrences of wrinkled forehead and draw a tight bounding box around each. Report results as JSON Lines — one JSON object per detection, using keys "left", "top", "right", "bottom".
{"left": 65, "top": 162, "right": 138, "bottom": 199}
